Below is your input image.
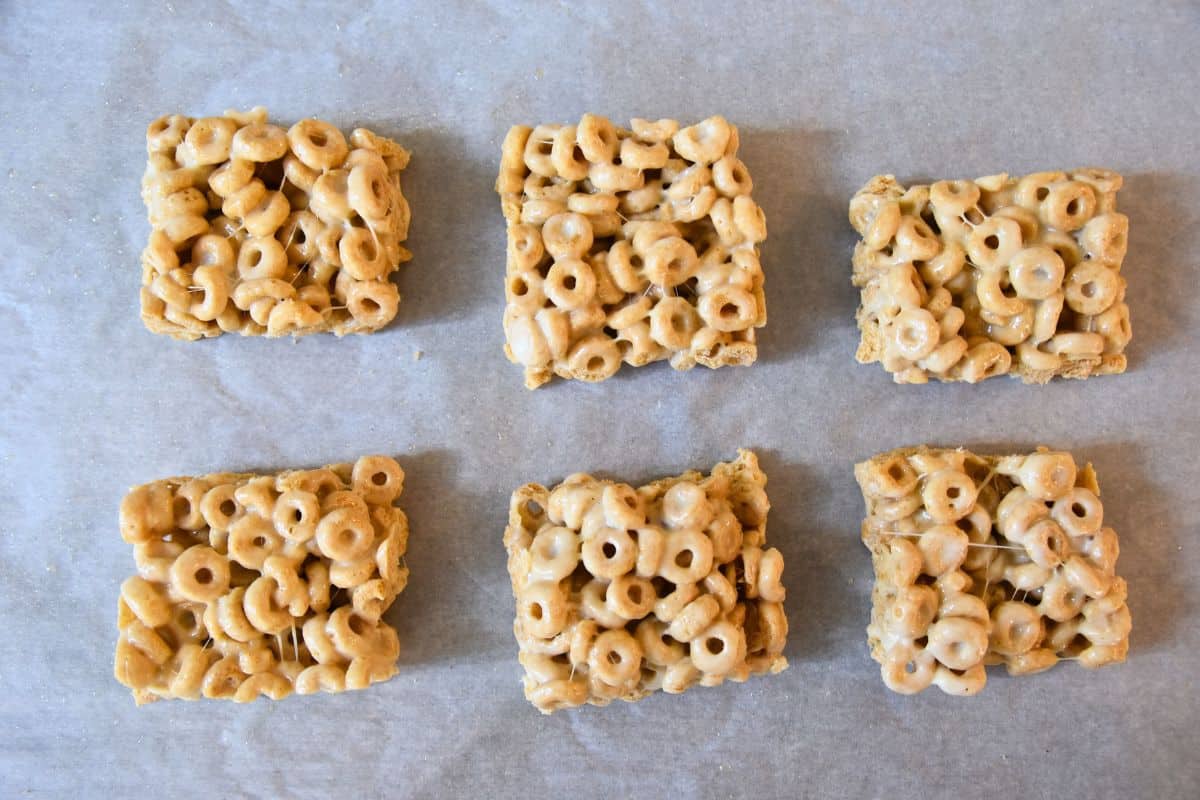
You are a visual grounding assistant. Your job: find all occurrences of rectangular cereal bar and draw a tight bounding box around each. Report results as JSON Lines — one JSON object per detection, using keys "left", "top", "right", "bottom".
{"left": 503, "top": 450, "right": 788, "bottom": 713}
{"left": 855, "top": 446, "right": 1130, "bottom": 696}
{"left": 848, "top": 169, "right": 1130, "bottom": 383}
{"left": 140, "top": 107, "right": 411, "bottom": 339}
{"left": 496, "top": 114, "right": 767, "bottom": 388}
{"left": 114, "top": 455, "right": 409, "bottom": 703}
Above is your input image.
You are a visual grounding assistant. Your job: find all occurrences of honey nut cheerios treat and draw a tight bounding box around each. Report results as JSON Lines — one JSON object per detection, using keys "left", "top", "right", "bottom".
{"left": 140, "top": 107, "right": 412, "bottom": 339}
{"left": 503, "top": 449, "right": 788, "bottom": 713}
{"left": 496, "top": 114, "right": 767, "bottom": 388}
{"left": 114, "top": 455, "right": 409, "bottom": 704}
{"left": 849, "top": 169, "right": 1131, "bottom": 384}
{"left": 855, "top": 446, "right": 1130, "bottom": 696}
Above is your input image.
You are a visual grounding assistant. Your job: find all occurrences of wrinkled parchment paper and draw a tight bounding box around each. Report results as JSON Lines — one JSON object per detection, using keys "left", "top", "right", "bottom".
{"left": 1, "top": 2, "right": 1197, "bottom": 797}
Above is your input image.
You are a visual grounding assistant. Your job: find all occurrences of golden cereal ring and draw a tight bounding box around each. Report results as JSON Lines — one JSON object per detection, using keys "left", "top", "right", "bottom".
{"left": 288, "top": 119, "right": 349, "bottom": 170}
{"left": 576, "top": 113, "right": 618, "bottom": 163}
{"left": 672, "top": 116, "right": 731, "bottom": 165}
{"left": 636, "top": 618, "right": 686, "bottom": 666}
{"left": 587, "top": 629, "right": 642, "bottom": 687}
{"left": 170, "top": 545, "right": 231, "bottom": 602}
{"left": 345, "top": 279, "right": 399, "bottom": 329}
{"left": 146, "top": 114, "right": 191, "bottom": 152}
{"left": 182, "top": 117, "right": 237, "bottom": 166}
{"left": 316, "top": 507, "right": 375, "bottom": 562}
{"left": 1064, "top": 261, "right": 1120, "bottom": 315}
{"left": 231, "top": 123, "right": 288, "bottom": 162}
{"left": 566, "top": 334, "right": 622, "bottom": 382}
{"left": 295, "top": 664, "right": 346, "bottom": 695}
{"left": 605, "top": 574, "right": 656, "bottom": 620}
{"left": 1040, "top": 180, "right": 1096, "bottom": 231}
{"left": 580, "top": 527, "right": 637, "bottom": 579}
{"left": 542, "top": 213, "right": 594, "bottom": 261}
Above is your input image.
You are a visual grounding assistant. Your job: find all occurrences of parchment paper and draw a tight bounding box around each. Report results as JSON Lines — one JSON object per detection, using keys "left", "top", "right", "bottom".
{"left": 1, "top": 2, "right": 1198, "bottom": 797}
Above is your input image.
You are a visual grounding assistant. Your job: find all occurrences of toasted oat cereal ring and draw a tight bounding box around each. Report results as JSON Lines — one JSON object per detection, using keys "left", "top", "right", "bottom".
{"left": 519, "top": 581, "right": 569, "bottom": 640}
{"left": 989, "top": 601, "right": 1044, "bottom": 657}
{"left": 269, "top": 489, "right": 319, "bottom": 543}
{"left": 544, "top": 257, "right": 596, "bottom": 309}
{"left": 295, "top": 664, "right": 346, "bottom": 695}
{"left": 653, "top": 581, "right": 699, "bottom": 623}
{"left": 620, "top": 136, "right": 669, "bottom": 170}
{"left": 542, "top": 212, "right": 594, "bottom": 261}
{"left": 673, "top": 116, "right": 731, "bottom": 165}
{"left": 528, "top": 679, "right": 588, "bottom": 712}
{"left": 310, "top": 169, "right": 353, "bottom": 224}
{"left": 605, "top": 241, "right": 650, "bottom": 294}
{"left": 576, "top": 113, "right": 618, "bottom": 163}
{"left": 1080, "top": 212, "right": 1129, "bottom": 264}
{"left": 1094, "top": 302, "right": 1132, "bottom": 353}
{"left": 733, "top": 195, "right": 767, "bottom": 243}
{"left": 237, "top": 236, "right": 288, "bottom": 280}
{"left": 631, "top": 117, "right": 680, "bottom": 143}
{"left": 881, "top": 643, "right": 937, "bottom": 694}
{"left": 566, "top": 334, "right": 622, "bottom": 381}
{"left": 170, "top": 545, "right": 231, "bottom": 602}
{"left": 506, "top": 223, "right": 545, "bottom": 271}
{"left": 1008, "top": 245, "right": 1066, "bottom": 300}
{"left": 866, "top": 455, "right": 919, "bottom": 499}
{"left": 664, "top": 594, "right": 721, "bottom": 643}
{"left": 966, "top": 216, "right": 1023, "bottom": 274}
{"left": 889, "top": 307, "right": 940, "bottom": 361}
{"left": 343, "top": 160, "right": 392, "bottom": 222}
{"left": 351, "top": 455, "right": 404, "bottom": 505}
{"left": 316, "top": 507, "right": 375, "bottom": 563}
{"left": 227, "top": 515, "right": 281, "bottom": 571}
{"left": 198, "top": 483, "right": 241, "bottom": 531}
{"left": 649, "top": 296, "right": 700, "bottom": 350}
{"left": 1015, "top": 452, "right": 1077, "bottom": 500}
{"left": 757, "top": 547, "right": 786, "bottom": 602}
{"left": 662, "top": 482, "right": 713, "bottom": 530}
{"left": 1024, "top": 518, "right": 1070, "bottom": 569}
{"left": 548, "top": 125, "right": 589, "bottom": 181}
{"left": 266, "top": 299, "right": 323, "bottom": 335}
{"left": 588, "top": 161, "right": 644, "bottom": 192}
{"left": 601, "top": 483, "right": 645, "bottom": 530}
{"left": 231, "top": 123, "right": 288, "bottom": 163}
{"left": 636, "top": 618, "right": 686, "bottom": 666}
{"left": 588, "top": 629, "right": 643, "bottom": 686}
{"left": 921, "top": 469, "right": 977, "bottom": 523}
{"left": 579, "top": 579, "right": 626, "bottom": 629}
{"left": 200, "top": 657, "right": 246, "bottom": 699}
{"left": 326, "top": 606, "right": 378, "bottom": 659}
{"left": 581, "top": 527, "right": 637, "bottom": 579}
{"left": 1040, "top": 180, "right": 1096, "bottom": 232}
{"left": 1052, "top": 487, "right": 1103, "bottom": 537}
{"left": 119, "top": 575, "right": 171, "bottom": 628}
{"left": 658, "top": 529, "right": 714, "bottom": 585}
{"left": 1013, "top": 171, "right": 1067, "bottom": 210}
{"left": 690, "top": 620, "right": 745, "bottom": 677}
{"left": 929, "top": 179, "right": 981, "bottom": 216}
{"left": 529, "top": 526, "right": 579, "bottom": 583}
{"left": 187, "top": 265, "right": 229, "bottom": 322}
{"left": 886, "top": 584, "right": 939, "bottom": 638}
{"left": 927, "top": 617, "right": 988, "bottom": 671}
{"left": 916, "top": 525, "right": 969, "bottom": 576}
{"left": 711, "top": 155, "right": 753, "bottom": 197}
{"left": 345, "top": 279, "right": 399, "bottom": 328}
{"left": 634, "top": 525, "right": 666, "bottom": 577}
{"left": 695, "top": 286, "right": 755, "bottom": 333}
{"left": 288, "top": 119, "right": 348, "bottom": 170}
{"left": 146, "top": 113, "right": 191, "bottom": 152}
{"left": 606, "top": 574, "right": 657, "bottom": 620}
{"left": 522, "top": 124, "right": 560, "bottom": 177}
{"left": 339, "top": 227, "right": 388, "bottom": 281}
{"left": 182, "top": 117, "right": 237, "bottom": 166}
{"left": 1064, "top": 261, "right": 1120, "bottom": 316}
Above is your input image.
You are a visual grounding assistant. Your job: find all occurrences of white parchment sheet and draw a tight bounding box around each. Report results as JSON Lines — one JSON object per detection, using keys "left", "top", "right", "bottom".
{"left": 1, "top": 1, "right": 1197, "bottom": 797}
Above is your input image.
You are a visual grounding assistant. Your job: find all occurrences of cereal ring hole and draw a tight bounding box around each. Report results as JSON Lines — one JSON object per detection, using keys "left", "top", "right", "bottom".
{"left": 526, "top": 499, "right": 543, "bottom": 517}
{"left": 563, "top": 275, "right": 577, "bottom": 290}
{"left": 963, "top": 208, "right": 984, "bottom": 226}
{"left": 1081, "top": 282, "right": 1097, "bottom": 298}
{"left": 173, "top": 496, "right": 191, "bottom": 519}
{"left": 606, "top": 650, "right": 623, "bottom": 665}
{"left": 371, "top": 471, "right": 388, "bottom": 486}
{"left": 309, "top": 131, "right": 328, "bottom": 147}
{"left": 194, "top": 567, "right": 213, "bottom": 585}
{"left": 530, "top": 602, "right": 544, "bottom": 620}
{"left": 984, "top": 234, "right": 999, "bottom": 250}
{"left": 674, "top": 550, "right": 694, "bottom": 568}
{"left": 888, "top": 463, "right": 906, "bottom": 481}
{"left": 626, "top": 584, "right": 644, "bottom": 604}
{"left": 705, "top": 637, "right": 725, "bottom": 655}
{"left": 1067, "top": 198, "right": 1081, "bottom": 216}
{"left": 1036, "top": 187, "right": 1049, "bottom": 201}
{"left": 511, "top": 277, "right": 528, "bottom": 296}
{"left": 361, "top": 298, "right": 381, "bottom": 313}
{"left": 904, "top": 660, "right": 917, "bottom": 674}
{"left": 348, "top": 614, "right": 368, "bottom": 635}
{"left": 720, "top": 303, "right": 739, "bottom": 319}
{"left": 602, "top": 541, "right": 617, "bottom": 558}
{"left": 220, "top": 499, "right": 237, "bottom": 517}
{"left": 587, "top": 356, "right": 605, "bottom": 371}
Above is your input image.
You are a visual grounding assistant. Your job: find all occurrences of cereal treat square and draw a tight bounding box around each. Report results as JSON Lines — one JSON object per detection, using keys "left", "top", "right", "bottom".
{"left": 503, "top": 450, "right": 788, "bottom": 714}
{"left": 140, "top": 107, "right": 412, "bottom": 339}
{"left": 848, "top": 169, "right": 1131, "bottom": 383}
{"left": 855, "top": 446, "right": 1130, "bottom": 696}
{"left": 114, "top": 455, "right": 409, "bottom": 704}
{"left": 496, "top": 114, "right": 767, "bottom": 388}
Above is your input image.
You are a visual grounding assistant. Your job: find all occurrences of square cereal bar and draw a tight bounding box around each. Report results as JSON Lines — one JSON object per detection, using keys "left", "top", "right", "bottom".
{"left": 115, "top": 456, "right": 409, "bottom": 703}
{"left": 503, "top": 450, "right": 788, "bottom": 713}
{"left": 496, "top": 114, "right": 767, "bottom": 388}
{"left": 140, "top": 107, "right": 411, "bottom": 339}
{"left": 855, "top": 446, "right": 1130, "bottom": 696}
{"left": 848, "top": 170, "right": 1130, "bottom": 383}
